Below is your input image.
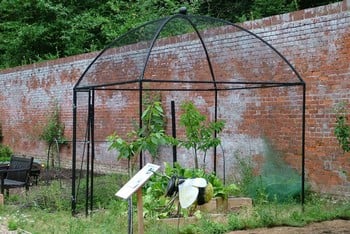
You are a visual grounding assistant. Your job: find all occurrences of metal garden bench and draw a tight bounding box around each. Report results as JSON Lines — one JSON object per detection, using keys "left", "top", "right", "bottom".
{"left": 0, "top": 156, "right": 34, "bottom": 196}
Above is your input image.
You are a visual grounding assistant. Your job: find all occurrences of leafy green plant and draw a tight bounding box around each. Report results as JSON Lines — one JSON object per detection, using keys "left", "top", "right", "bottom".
{"left": 0, "top": 143, "right": 12, "bottom": 162}
{"left": 108, "top": 98, "right": 175, "bottom": 176}
{"left": 39, "top": 102, "right": 67, "bottom": 169}
{"left": 142, "top": 91, "right": 165, "bottom": 133}
{"left": 334, "top": 101, "right": 350, "bottom": 152}
{"left": 179, "top": 101, "right": 225, "bottom": 169}
{"left": 0, "top": 122, "right": 3, "bottom": 139}
{"left": 143, "top": 171, "right": 174, "bottom": 219}
{"left": 23, "top": 181, "right": 71, "bottom": 212}
{"left": 40, "top": 102, "right": 66, "bottom": 146}
{"left": 165, "top": 162, "right": 239, "bottom": 199}
{"left": 7, "top": 218, "right": 18, "bottom": 231}
{"left": 142, "top": 162, "right": 239, "bottom": 218}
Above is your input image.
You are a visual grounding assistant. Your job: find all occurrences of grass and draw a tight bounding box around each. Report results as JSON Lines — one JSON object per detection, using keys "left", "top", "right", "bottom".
{"left": 0, "top": 174, "right": 349, "bottom": 234}
{"left": 227, "top": 196, "right": 350, "bottom": 231}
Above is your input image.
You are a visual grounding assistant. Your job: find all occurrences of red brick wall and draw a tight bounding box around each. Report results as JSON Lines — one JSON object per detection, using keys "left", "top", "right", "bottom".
{"left": 241, "top": 0, "right": 350, "bottom": 195}
{"left": 0, "top": 1, "right": 349, "bottom": 195}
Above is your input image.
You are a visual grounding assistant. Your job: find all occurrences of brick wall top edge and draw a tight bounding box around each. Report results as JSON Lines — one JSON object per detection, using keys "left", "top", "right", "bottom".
{"left": 240, "top": 1, "right": 345, "bottom": 30}
{"left": 0, "top": 51, "right": 99, "bottom": 75}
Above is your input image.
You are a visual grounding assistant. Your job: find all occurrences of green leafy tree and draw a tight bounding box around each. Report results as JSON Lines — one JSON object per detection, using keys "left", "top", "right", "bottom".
{"left": 0, "top": 0, "right": 68, "bottom": 67}
{"left": 197, "top": 0, "right": 255, "bottom": 22}
{"left": 179, "top": 101, "right": 225, "bottom": 169}
{"left": 0, "top": 0, "right": 342, "bottom": 69}
{"left": 108, "top": 98, "right": 175, "bottom": 176}
{"left": 40, "top": 102, "right": 66, "bottom": 146}
{"left": 0, "top": 0, "right": 199, "bottom": 69}
{"left": 250, "top": 0, "right": 298, "bottom": 19}
{"left": 39, "top": 102, "right": 66, "bottom": 169}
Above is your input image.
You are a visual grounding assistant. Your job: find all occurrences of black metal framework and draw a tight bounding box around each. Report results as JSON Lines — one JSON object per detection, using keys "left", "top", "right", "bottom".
{"left": 72, "top": 9, "right": 306, "bottom": 215}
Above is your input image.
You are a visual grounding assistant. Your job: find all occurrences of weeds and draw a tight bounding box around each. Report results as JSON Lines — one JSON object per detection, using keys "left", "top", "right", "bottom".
{"left": 0, "top": 143, "right": 12, "bottom": 162}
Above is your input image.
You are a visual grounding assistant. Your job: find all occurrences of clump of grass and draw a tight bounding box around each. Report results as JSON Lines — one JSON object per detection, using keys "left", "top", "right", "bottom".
{"left": 227, "top": 194, "right": 350, "bottom": 231}
{"left": 7, "top": 218, "right": 18, "bottom": 231}
{"left": 23, "top": 180, "right": 71, "bottom": 211}
{"left": 0, "top": 173, "right": 349, "bottom": 233}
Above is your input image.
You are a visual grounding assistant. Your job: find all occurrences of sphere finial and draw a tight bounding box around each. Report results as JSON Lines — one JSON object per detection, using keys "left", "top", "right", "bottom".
{"left": 179, "top": 7, "right": 187, "bottom": 15}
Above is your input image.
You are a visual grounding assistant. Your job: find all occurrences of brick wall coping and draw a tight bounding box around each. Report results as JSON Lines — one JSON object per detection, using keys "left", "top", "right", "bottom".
{"left": 241, "top": 1, "right": 348, "bottom": 30}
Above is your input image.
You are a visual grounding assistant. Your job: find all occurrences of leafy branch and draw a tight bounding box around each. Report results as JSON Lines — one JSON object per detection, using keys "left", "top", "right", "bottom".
{"left": 334, "top": 101, "right": 350, "bottom": 152}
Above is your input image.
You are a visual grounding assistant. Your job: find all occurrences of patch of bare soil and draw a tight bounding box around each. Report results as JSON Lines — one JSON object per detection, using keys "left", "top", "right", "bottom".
{"left": 0, "top": 225, "right": 16, "bottom": 234}
{"left": 38, "top": 167, "right": 72, "bottom": 182}
{"left": 228, "top": 219, "right": 350, "bottom": 234}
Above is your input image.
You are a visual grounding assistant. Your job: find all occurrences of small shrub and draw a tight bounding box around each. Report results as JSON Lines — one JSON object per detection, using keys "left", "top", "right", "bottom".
{"left": 289, "top": 210, "right": 305, "bottom": 225}
{"left": 92, "top": 174, "right": 128, "bottom": 209}
{"left": 0, "top": 144, "right": 12, "bottom": 162}
{"left": 179, "top": 224, "right": 201, "bottom": 234}
{"left": 7, "top": 218, "right": 18, "bottom": 231}
{"left": 199, "top": 218, "right": 228, "bottom": 234}
{"left": 23, "top": 181, "right": 71, "bottom": 211}
{"left": 227, "top": 213, "right": 246, "bottom": 231}
{"left": 40, "top": 102, "right": 66, "bottom": 146}
{"left": 334, "top": 101, "right": 350, "bottom": 152}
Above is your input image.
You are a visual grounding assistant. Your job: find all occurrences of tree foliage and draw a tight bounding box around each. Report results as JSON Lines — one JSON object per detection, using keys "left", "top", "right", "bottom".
{"left": 179, "top": 101, "right": 225, "bottom": 169}
{"left": 39, "top": 101, "right": 66, "bottom": 145}
{"left": 107, "top": 95, "right": 176, "bottom": 176}
{"left": 0, "top": 0, "right": 341, "bottom": 69}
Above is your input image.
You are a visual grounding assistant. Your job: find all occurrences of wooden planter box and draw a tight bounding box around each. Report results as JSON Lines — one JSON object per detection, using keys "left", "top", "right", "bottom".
{"left": 200, "top": 197, "right": 252, "bottom": 213}
{"left": 158, "top": 197, "right": 252, "bottom": 226}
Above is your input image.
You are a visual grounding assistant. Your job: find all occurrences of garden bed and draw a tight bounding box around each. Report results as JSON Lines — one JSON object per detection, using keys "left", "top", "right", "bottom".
{"left": 158, "top": 197, "right": 253, "bottom": 226}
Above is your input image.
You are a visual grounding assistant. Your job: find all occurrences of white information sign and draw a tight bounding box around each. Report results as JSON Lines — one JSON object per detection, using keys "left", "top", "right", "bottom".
{"left": 115, "top": 163, "right": 160, "bottom": 199}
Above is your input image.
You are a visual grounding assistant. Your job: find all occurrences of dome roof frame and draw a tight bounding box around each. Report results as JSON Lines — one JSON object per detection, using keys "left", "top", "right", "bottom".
{"left": 72, "top": 10, "right": 306, "bottom": 216}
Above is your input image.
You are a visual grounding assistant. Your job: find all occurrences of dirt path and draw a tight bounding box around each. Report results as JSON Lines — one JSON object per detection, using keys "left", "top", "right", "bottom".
{"left": 228, "top": 219, "right": 350, "bottom": 234}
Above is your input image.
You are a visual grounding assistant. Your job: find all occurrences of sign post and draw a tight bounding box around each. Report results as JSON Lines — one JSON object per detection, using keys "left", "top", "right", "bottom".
{"left": 116, "top": 163, "right": 160, "bottom": 234}
{"left": 136, "top": 188, "right": 143, "bottom": 233}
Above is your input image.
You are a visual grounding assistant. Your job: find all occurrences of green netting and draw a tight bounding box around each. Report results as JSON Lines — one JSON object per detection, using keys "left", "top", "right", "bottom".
{"left": 247, "top": 141, "right": 302, "bottom": 202}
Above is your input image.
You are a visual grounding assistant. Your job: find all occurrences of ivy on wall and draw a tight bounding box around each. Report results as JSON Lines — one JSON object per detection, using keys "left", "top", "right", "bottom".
{"left": 334, "top": 101, "right": 350, "bottom": 152}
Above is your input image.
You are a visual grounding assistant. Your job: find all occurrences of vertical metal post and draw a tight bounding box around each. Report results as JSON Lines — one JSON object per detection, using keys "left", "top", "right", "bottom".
{"left": 171, "top": 101, "right": 177, "bottom": 166}
{"left": 85, "top": 89, "right": 92, "bottom": 216}
{"left": 301, "top": 83, "right": 306, "bottom": 208}
{"left": 214, "top": 90, "right": 218, "bottom": 174}
{"left": 139, "top": 82, "right": 143, "bottom": 169}
{"left": 72, "top": 90, "right": 77, "bottom": 215}
{"left": 90, "top": 89, "right": 95, "bottom": 212}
